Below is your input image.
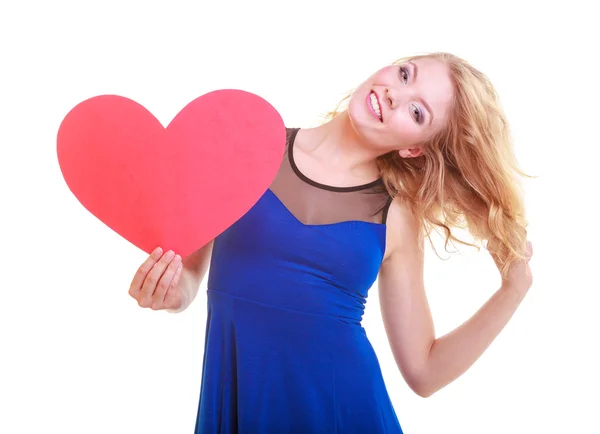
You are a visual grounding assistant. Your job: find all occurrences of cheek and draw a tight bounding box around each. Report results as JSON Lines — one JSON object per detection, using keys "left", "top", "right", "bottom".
{"left": 389, "top": 113, "right": 421, "bottom": 144}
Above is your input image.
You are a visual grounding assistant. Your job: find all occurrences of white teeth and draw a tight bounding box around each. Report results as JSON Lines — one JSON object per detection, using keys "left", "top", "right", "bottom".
{"left": 370, "top": 92, "right": 381, "bottom": 120}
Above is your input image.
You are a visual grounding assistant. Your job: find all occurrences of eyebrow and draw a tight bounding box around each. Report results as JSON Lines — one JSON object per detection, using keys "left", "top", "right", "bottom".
{"left": 409, "top": 61, "right": 435, "bottom": 125}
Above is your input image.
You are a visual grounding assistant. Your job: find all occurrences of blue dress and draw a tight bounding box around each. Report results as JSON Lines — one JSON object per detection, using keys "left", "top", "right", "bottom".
{"left": 195, "top": 128, "right": 403, "bottom": 433}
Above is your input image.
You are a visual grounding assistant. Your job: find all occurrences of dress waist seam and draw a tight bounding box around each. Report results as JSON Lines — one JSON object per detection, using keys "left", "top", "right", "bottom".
{"left": 207, "top": 289, "right": 362, "bottom": 326}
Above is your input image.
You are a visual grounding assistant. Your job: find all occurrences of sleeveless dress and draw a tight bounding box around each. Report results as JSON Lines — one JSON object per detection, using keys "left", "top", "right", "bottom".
{"left": 195, "top": 128, "right": 404, "bottom": 433}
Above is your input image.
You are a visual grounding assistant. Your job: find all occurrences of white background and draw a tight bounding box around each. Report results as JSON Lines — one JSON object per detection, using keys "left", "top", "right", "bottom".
{"left": 1, "top": 1, "right": 598, "bottom": 433}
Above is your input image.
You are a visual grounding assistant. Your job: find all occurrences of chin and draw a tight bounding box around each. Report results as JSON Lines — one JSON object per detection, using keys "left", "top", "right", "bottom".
{"left": 348, "top": 97, "right": 378, "bottom": 132}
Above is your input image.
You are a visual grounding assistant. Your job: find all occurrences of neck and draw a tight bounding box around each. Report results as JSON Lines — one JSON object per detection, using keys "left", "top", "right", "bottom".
{"left": 303, "top": 112, "right": 382, "bottom": 182}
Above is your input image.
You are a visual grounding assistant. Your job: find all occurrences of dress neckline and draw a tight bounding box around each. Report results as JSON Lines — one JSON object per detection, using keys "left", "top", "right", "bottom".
{"left": 287, "top": 128, "right": 383, "bottom": 193}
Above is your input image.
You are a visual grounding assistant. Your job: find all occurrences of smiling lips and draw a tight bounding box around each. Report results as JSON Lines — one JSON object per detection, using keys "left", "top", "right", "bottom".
{"left": 367, "top": 91, "right": 382, "bottom": 122}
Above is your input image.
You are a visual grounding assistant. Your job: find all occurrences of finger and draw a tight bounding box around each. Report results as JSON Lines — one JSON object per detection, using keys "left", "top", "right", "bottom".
{"left": 164, "top": 263, "right": 184, "bottom": 309}
{"left": 151, "top": 254, "right": 181, "bottom": 309}
{"left": 129, "top": 247, "right": 162, "bottom": 298}
{"left": 171, "top": 261, "right": 183, "bottom": 289}
{"left": 139, "top": 250, "right": 175, "bottom": 306}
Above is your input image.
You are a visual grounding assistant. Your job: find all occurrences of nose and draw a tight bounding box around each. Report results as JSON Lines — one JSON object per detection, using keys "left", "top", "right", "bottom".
{"left": 385, "top": 87, "right": 399, "bottom": 110}
{"left": 385, "top": 86, "right": 411, "bottom": 111}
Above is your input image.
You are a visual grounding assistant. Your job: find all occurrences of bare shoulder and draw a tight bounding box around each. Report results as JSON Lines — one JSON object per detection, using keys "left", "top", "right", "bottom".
{"left": 383, "top": 196, "right": 422, "bottom": 263}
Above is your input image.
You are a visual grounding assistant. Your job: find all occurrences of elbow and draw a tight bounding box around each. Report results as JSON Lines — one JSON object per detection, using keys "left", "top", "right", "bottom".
{"left": 410, "top": 383, "right": 436, "bottom": 398}
{"left": 406, "top": 374, "right": 437, "bottom": 398}
{"left": 414, "top": 385, "right": 436, "bottom": 398}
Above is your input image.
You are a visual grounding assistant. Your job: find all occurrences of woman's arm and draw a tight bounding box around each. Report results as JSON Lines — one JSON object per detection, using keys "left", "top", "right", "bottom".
{"left": 378, "top": 199, "right": 532, "bottom": 397}
{"left": 166, "top": 241, "right": 214, "bottom": 313}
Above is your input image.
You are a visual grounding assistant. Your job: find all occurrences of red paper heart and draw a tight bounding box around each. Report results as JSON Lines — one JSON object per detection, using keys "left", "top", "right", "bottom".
{"left": 57, "top": 90, "right": 286, "bottom": 258}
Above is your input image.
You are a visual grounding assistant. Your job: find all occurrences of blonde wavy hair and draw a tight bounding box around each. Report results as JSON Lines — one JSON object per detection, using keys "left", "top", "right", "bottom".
{"left": 325, "top": 52, "right": 529, "bottom": 277}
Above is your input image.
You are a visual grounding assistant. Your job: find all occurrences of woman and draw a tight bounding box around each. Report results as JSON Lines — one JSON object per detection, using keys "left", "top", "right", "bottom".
{"left": 128, "top": 52, "right": 533, "bottom": 433}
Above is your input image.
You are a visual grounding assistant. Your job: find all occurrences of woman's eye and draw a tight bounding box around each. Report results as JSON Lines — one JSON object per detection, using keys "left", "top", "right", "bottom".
{"left": 399, "top": 67, "right": 409, "bottom": 83}
{"left": 411, "top": 103, "right": 422, "bottom": 123}
{"left": 399, "top": 66, "right": 423, "bottom": 124}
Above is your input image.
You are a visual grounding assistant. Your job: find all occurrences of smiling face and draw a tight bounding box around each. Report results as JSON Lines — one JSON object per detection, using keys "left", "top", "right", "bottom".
{"left": 347, "top": 56, "right": 455, "bottom": 158}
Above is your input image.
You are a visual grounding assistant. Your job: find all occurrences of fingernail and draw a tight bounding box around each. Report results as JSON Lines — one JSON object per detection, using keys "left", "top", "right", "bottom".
{"left": 153, "top": 247, "right": 163, "bottom": 257}
{"left": 175, "top": 254, "right": 181, "bottom": 262}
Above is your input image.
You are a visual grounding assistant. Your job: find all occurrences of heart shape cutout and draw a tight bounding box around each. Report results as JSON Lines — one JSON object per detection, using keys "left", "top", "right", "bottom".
{"left": 57, "top": 90, "right": 286, "bottom": 258}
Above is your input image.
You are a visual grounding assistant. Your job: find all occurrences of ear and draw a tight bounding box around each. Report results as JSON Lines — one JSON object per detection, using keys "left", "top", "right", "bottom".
{"left": 398, "top": 148, "right": 423, "bottom": 158}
